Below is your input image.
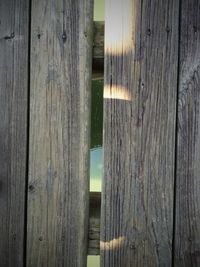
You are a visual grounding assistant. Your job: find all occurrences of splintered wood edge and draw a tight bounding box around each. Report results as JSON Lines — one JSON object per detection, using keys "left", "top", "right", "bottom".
{"left": 88, "top": 192, "right": 101, "bottom": 255}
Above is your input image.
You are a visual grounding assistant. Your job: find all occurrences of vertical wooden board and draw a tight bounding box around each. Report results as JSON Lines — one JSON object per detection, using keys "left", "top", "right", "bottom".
{"left": 0, "top": 0, "right": 29, "bottom": 266}
{"left": 175, "top": 0, "right": 200, "bottom": 266}
{"left": 101, "top": 0, "right": 179, "bottom": 266}
{"left": 26, "top": 0, "right": 93, "bottom": 266}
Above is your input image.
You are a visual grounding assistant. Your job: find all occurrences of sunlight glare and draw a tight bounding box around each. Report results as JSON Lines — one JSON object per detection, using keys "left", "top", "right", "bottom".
{"left": 100, "top": 236, "right": 125, "bottom": 250}
{"left": 104, "top": 85, "right": 132, "bottom": 101}
{"left": 105, "top": 0, "right": 133, "bottom": 55}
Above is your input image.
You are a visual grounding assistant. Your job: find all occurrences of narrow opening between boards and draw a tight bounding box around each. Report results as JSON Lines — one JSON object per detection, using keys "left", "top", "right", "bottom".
{"left": 88, "top": 0, "right": 105, "bottom": 265}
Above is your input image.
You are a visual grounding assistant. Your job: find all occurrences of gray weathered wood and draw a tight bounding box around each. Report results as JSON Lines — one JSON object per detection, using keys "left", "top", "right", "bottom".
{"left": 0, "top": 0, "right": 29, "bottom": 266}
{"left": 101, "top": 0, "right": 179, "bottom": 266}
{"left": 175, "top": 0, "right": 200, "bottom": 266}
{"left": 26, "top": 0, "right": 93, "bottom": 266}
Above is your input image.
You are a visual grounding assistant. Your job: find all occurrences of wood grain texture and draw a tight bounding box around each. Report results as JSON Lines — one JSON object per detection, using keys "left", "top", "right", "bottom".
{"left": 175, "top": 0, "right": 200, "bottom": 266}
{"left": 26, "top": 0, "right": 93, "bottom": 266}
{"left": 0, "top": 0, "right": 29, "bottom": 266}
{"left": 101, "top": 0, "right": 179, "bottom": 266}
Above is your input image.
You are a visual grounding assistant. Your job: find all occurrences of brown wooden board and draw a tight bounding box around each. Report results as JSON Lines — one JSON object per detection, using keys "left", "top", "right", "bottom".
{"left": 26, "top": 0, "right": 93, "bottom": 266}
{"left": 0, "top": 0, "right": 29, "bottom": 266}
{"left": 101, "top": 0, "right": 179, "bottom": 266}
{"left": 175, "top": 0, "right": 200, "bottom": 266}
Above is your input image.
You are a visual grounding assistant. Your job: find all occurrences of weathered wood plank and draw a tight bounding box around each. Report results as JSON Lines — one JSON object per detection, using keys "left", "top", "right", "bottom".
{"left": 26, "top": 0, "right": 93, "bottom": 266}
{"left": 0, "top": 1, "right": 29, "bottom": 266}
{"left": 101, "top": 0, "right": 179, "bottom": 266}
{"left": 175, "top": 0, "right": 200, "bottom": 266}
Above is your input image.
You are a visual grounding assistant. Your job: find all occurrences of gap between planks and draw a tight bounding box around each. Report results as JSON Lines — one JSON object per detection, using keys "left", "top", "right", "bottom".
{"left": 88, "top": 192, "right": 101, "bottom": 255}
{"left": 87, "top": 21, "right": 104, "bottom": 255}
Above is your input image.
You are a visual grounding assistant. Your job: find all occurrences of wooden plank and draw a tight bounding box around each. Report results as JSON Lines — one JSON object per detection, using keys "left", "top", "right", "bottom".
{"left": 175, "top": 0, "right": 200, "bottom": 266}
{"left": 101, "top": 0, "right": 179, "bottom": 266}
{"left": 26, "top": 0, "right": 93, "bottom": 266}
{"left": 88, "top": 192, "right": 101, "bottom": 255}
{"left": 0, "top": 1, "right": 29, "bottom": 266}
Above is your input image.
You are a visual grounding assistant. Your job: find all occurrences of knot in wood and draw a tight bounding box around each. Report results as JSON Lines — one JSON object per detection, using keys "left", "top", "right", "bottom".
{"left": 166, "top": 27, "right": 171, "bottom": 33}
{"left": 4, "top": 32, "right": 15, "bottom": 40}
{"left": 147, "top": 28, "right": 151, "bottom": 36}
{"left": 62, "top": 32, "right": 67, "bottom": 42}
{"left": 193, "top": 26, "right": 197, "bottom": 33}
{"left": 29, "top": 184, "right": 34, "bottom": 192}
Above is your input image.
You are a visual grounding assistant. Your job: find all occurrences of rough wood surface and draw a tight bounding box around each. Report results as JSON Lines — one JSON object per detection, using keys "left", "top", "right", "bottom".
{"left": 0, "top": 1, "right": 29, "bottom": 266}
{"left": 175, "top": 0, "right": 200, "bottom": 266}
{"left": 26, "top": 0, "right": 93, "bottom": 266}
{"left": 101, "top": 0, "right": 179, "bottom": 266}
